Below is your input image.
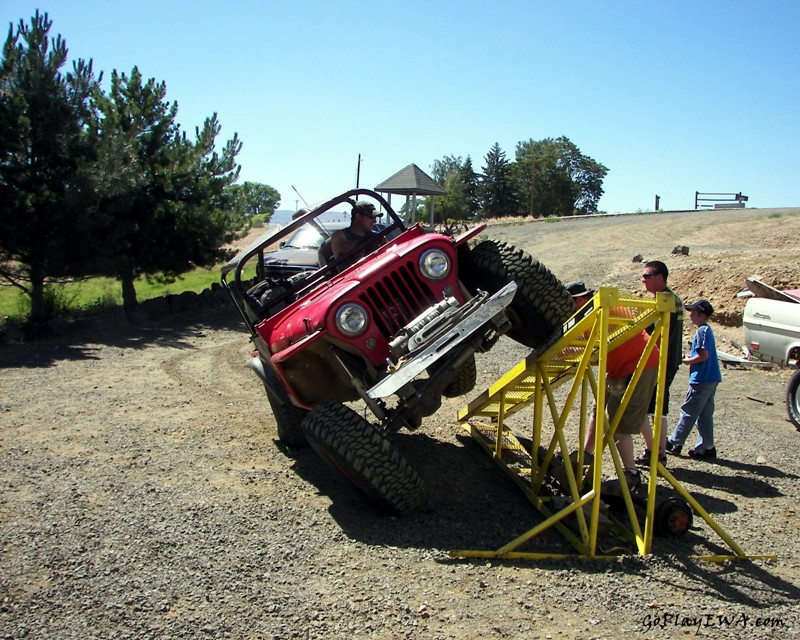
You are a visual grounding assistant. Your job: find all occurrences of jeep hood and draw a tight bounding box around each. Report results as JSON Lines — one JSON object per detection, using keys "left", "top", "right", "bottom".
{"left": 261, "top": 230, "right": 457, "bottom": 354}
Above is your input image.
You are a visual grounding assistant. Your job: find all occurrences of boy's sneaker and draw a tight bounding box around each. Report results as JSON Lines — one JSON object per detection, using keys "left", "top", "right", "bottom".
{"left": 665, "top": 440, "right": 682, "bottom": 456}
{"left": 634, "top": 449, "right": 667, "bottom": 467}
{"left": 688, "top": 447, "right": 717, "bottom": 460}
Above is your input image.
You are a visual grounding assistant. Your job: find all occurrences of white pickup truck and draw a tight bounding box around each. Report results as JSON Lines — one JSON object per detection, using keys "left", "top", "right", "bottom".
{"left": 742, "top": 282, "right": 800, "bottom": 430}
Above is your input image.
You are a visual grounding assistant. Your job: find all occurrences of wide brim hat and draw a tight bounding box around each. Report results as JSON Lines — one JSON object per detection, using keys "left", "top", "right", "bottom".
{"left": 565, "top": 280, "right": 593, "bottom": 298}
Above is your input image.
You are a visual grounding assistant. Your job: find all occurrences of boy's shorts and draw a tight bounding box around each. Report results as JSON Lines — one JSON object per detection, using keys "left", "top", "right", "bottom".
{"left": 606, "top": 366, "right": 659, "bottom": 435}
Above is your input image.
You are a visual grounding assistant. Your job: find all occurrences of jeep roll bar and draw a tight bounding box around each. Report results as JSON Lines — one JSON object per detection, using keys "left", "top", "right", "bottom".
{"left": 220, "top": 189, "right": 407, "bottom": 334}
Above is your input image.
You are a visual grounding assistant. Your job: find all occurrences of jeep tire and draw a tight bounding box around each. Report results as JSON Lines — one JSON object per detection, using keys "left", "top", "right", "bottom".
{"left": 461, "top": 240, "right": 574, "bottom": 348}
{"left": 787, "top": 368, "right": 800, "bottom": 430}
{"left": 265, "top": 385, "right": 309, "bottom": 446}
{"left": 442, "top": 354, "right": 477, "bottom": 398}
{"left": 301, "top": 401, "right": 426, "bottom": 514}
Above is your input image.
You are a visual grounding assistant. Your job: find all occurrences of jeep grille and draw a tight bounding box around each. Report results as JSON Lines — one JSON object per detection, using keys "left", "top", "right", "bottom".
{"left": 358, "top": 261, "right": 440, "bottom": 337}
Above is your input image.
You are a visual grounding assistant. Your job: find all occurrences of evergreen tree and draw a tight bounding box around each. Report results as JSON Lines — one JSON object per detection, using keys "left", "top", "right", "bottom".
{"left": 89, "top": 67, "right": 242, "bottom": 310}
{"left": 460, "top": 156, "right": 480, "bottom": 219}
{"left": 478, "top": 143, "right": 517, "bottom": 218}
{"left": 0, "top": 11, "right": 101, "bottom": 322}
{"left": 515, "top": 136, "right": 608, "bottom": 216}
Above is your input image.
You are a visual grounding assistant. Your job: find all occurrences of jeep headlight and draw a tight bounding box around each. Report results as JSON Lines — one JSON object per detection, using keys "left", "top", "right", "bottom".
{"left": 335, "top": 303, "right": 369, "bottom": 336}
{"left": 419, "top": 249, "right": 450, "bottom": 281}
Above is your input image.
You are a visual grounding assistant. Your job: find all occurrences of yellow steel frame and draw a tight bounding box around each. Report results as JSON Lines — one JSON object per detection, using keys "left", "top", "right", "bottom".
{"left": 454, "top": 287, "right": 775, "bottom": 562}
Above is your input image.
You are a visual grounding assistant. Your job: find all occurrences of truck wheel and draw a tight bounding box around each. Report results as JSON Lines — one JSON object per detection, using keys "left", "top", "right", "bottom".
{"left": 787, "top": 368, "right": 800, "bottom": 430}
{"left": 301, "top": 401, "right": 427, "bottom": 514}
{"left": 461, "top": 240, "right": 574, "bottom": 348}
{"left": 265, "top": 385, "right": 309, "bottom": 447}
{"left": 443, "top": 354, "right": 477, "bottom": 398}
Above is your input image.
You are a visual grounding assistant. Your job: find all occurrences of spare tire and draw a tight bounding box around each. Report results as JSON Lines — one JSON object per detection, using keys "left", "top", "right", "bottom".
{"left": 461, "top": 239, "right": 574, "bottom": 348}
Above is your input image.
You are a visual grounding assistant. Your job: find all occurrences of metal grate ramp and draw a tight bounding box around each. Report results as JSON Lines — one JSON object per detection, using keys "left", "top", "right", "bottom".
{"left": 453, "top": 287, "right": 774, "bottom": 562}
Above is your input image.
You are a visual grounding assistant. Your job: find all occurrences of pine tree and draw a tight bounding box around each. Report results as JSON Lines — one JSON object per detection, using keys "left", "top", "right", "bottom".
{"left": 89, "top": 67, "right": 242, "bottom": 310}
{"left": 479, "top": 143, "right": 517, "bottom": 218}
{"left": 0, "top": 11, "right": 101, "bottom": 322}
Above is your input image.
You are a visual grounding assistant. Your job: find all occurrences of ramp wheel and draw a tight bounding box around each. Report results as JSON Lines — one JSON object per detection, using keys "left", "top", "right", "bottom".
{"left": 654, "top": 497, "right": 693, "bottom": 536}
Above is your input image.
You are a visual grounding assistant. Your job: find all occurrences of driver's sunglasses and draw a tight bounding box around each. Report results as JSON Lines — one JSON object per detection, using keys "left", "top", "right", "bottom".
{"left": 360, "top": 210, "right": 376, "bottom": 219}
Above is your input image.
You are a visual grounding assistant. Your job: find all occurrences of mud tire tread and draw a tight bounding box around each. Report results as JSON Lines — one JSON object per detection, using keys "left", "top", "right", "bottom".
{"left": 461, "top": 239, "right": 574, "bottom": 348}
{"left": 301, "top": 401, "right": 426, "bottom": 514}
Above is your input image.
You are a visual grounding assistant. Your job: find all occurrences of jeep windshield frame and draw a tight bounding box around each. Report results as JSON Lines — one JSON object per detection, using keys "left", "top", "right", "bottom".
{"left": 221, "top": 188, "right": 407, "bottom": 335}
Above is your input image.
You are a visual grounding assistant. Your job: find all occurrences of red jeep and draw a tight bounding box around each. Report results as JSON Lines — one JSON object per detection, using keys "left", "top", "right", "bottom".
{"left": 221, "top": 189, "right": 572, "bottom": 512}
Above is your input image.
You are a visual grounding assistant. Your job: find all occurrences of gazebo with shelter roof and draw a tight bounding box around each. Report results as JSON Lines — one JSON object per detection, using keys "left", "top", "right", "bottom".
{"left": 374, "top": 163, "right": 446, "bottom": 225}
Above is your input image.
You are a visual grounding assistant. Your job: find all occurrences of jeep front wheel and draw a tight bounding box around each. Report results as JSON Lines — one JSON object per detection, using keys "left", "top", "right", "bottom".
{"left": 461, "top": 239, "right": 574, "bottom": 348}
{"left": 301, "top": 401, "right": 426, "bottom": 514}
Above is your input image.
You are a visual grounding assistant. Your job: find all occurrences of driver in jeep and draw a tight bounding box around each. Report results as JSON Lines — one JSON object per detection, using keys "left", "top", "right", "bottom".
{"left": 329, "top": 200, "right": 385, "bottom": 263}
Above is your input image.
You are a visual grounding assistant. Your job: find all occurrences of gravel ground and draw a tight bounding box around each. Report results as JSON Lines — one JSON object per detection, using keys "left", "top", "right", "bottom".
{"left": 1, "top": 207, "right": 799, "bottom": 639}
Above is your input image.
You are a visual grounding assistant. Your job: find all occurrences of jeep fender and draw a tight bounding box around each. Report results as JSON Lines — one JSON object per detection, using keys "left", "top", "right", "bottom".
{"left": 453, "top": 223, "right": 487, "bottom": 247}
{"left": 245, "top": 356, "right": 290, "bottom": 405}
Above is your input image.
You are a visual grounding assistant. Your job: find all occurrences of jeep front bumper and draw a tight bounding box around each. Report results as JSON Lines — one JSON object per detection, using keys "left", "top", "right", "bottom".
{"left": 365, "top": 281, "right": 517, "bottom": 399}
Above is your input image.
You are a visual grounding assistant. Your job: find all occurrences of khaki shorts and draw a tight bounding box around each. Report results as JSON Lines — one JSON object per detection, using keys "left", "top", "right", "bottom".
{"left": 606, "top": 366, "right": 658, "bottom": 435}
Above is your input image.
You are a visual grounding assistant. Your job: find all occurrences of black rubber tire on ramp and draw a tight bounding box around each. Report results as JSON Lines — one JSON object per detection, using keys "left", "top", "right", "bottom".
{"left": 301, "top": 401, "right": 427, "bottom": 514}
{"left": 460, "top": 239, "right": 574, "bottom": 348}
{"left": 654, "top": 497, "right": 693, "bottom": 537}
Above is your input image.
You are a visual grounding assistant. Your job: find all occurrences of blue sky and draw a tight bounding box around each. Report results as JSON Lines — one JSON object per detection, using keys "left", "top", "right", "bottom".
{"left": 4, "top": 0, "right": 799, "bottom": 213}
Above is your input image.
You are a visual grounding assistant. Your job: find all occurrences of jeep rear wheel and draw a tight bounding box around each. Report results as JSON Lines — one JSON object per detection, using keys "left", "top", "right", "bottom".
{"left": 461, "top": 240, "right": 574, "bottom": 348}
{"left": 265, "top": 385, "right": 309, "bottom": 446}
{"left": 787, "top": 368, "right": 800, "bottom": 430}
{"left": 301, "top": 401, "right": 426, "bottom": 514}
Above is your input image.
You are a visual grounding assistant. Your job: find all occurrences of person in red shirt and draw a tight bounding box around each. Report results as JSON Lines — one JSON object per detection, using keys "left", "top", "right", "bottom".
{"left": 566, "top": 282, "right": 660, "bottom": 489}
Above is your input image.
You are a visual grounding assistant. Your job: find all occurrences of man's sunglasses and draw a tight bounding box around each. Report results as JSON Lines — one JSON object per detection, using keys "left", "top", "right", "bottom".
{"left": 642, "top": 272, "right": 659, "bottom": 279}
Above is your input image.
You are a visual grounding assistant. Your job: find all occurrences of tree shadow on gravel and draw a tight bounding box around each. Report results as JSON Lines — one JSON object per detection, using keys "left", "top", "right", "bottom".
{"left": 0, "top": 309, "right": 243, "bottom": 369}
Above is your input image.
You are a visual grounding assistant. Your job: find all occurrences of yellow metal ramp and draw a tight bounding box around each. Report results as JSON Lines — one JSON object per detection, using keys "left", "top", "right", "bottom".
{"left": 454, "top": 287, "right": 773, "bottom": 562}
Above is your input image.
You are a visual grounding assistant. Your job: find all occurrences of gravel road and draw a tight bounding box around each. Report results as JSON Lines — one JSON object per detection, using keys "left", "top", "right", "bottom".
{"left": 2, "top": 207, "right": 799, "bottom": 639}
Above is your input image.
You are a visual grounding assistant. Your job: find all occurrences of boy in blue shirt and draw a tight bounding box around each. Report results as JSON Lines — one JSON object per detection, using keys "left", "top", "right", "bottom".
{"left": 666, "top": 299, "right": 723, "bottom": 460}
